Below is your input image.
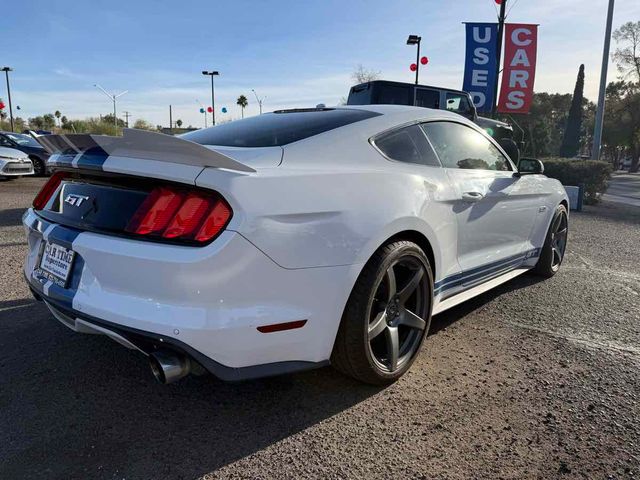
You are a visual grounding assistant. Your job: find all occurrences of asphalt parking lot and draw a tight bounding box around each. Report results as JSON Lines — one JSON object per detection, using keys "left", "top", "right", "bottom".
{"left": 1, "top": 177, "right": 639, "bottom": 479}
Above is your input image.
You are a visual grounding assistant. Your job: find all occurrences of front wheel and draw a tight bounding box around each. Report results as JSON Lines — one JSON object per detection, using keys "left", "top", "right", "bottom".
{"left": 31, "top": 157, "right": 46, "bottom": 177}
{"left": 532, "top": 204, "right": 568, "bottom": 278}
{"left": 331, "top": 241, "right": 433, "bottom": 385}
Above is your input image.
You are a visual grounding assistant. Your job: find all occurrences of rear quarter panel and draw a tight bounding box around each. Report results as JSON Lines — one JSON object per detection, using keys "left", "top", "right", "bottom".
{"left": 195, "top": 127, "right": 460, "bottom": 287}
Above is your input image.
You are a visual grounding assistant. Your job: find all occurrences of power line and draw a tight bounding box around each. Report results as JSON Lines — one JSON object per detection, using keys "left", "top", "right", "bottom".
{"left": 506, "top": 0, "right": 521, "bottom": 17}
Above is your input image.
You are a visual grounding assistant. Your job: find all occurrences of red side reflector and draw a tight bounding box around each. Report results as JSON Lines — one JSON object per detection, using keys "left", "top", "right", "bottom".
{"left": 33, "top": 171, "right": 69, "bottom": 210}
{"left": 257, "top": 320, "right": 308, "bottom": 333}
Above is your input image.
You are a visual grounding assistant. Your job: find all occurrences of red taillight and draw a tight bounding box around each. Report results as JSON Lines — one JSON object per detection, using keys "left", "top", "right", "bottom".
{"left": 125, "top": 186, "right": 232, "bottom": 244}
{"left": 33, "top": 172, "right": 69, "bottom": 210}
{"left": 195, "top": 200, "right": 232, "bottom": 242}
{"left": 126, "top": 187, "right": 184, "bottom": 235}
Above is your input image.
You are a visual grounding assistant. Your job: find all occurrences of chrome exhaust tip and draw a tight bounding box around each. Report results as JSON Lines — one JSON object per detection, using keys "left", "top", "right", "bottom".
{"left": 149, "top": 350, "right": 191, "bottom": 384}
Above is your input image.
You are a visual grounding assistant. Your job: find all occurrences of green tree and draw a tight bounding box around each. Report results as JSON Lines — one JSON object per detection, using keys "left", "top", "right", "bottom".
{"left": 101, "top": 114, "right": 126, "bottom": 128}
{"left": 133, "top": 119, "right": 155, "bottom": 130}
{"left": 42, "top": 114, "right": 56, "bottom": 130}
{"left": 236, "top": 94, "right": 248, "bottom": 118}
{"left": 176, "top": 119, "right": 183, "bottom": 128}
{"left": 560, "top": 65, "right": 585, "bottom": 157}
{"left": 613, "top": 21, "right": 640, "bottom": 81}
{"left": 607, "top": 21, "right": 640, "bottom": 172}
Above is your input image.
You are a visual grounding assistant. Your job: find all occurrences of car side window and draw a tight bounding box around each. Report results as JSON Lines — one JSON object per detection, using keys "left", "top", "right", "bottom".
{"left": 0, "top": 135, "right": 12, "bottom": 147}
{"left": 445, "top": 93, "right": 472, "bottom": 115}
{"left": 421, "top": 122, "right": 512, "bottom": 171}
{"left": 374, "top": 124, "right": 440, "bottom": 167}
{"left": 415, "top": 89, "right": 440, "bottom": 109}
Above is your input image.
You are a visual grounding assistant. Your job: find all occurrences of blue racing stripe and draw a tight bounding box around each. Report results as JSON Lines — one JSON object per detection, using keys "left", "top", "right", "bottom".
{"left": 76, "top": 152, "right": 108, "bottom": 170}
{"left": 434, "top": 248, "right": 541, "bottom": 296}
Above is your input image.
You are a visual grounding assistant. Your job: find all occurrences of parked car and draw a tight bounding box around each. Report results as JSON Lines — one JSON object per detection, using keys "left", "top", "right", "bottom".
{"left": 25, "top": 106, "right": 568, "bottom": 385}
{"left": 347, "top": 80, "right": 520, "bottom": 162}
{"left": 0, "top": 146, "right": 34, "bottom": 179}
{"left": 0, "top": 131, "right": 50, "bottom": 176}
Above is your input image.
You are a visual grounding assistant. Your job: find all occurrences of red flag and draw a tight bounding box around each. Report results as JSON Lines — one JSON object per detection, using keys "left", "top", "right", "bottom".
{"left": 497, "top": 24, "right": 538, "bottom": 114}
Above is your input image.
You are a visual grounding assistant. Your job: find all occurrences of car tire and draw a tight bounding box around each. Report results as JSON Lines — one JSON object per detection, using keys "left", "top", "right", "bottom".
{"left": 31, "top": 157, "right": 45, "bottom": 177}
{"left": 532, "top": 204, "right": 568, "bottom": 278}
{"left": 331, "top": 240, "right": 433, "bottom": 385}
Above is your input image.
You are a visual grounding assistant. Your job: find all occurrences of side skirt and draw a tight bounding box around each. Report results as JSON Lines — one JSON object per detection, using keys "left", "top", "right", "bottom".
{"left": 432, "top": 267, "right": 530, "bottom": 315}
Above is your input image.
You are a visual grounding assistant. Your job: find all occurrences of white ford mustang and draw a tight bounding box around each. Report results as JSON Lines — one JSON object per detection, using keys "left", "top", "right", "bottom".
{"left": 23, "top": 106, "right": 568, "bottom": 385}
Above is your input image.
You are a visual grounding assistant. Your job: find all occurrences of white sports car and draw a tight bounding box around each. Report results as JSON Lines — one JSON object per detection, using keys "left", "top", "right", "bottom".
{"left": 24, "top": 106, "right": 568, "bottom": 385}
{"left": 0, "top": 146, "right": 34, "bottom": 178}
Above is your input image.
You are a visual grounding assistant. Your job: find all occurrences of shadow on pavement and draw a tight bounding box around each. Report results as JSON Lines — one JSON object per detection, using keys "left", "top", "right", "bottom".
{"left": 0, "top": 273, "right": 544, "bottom": 479}
{"left": 0, "top": 208, "right": 26, "bottom": 228}
{"left": 0, "top": 301, "right": 380, "bottom": 479}
{"left": 579, "top": 202, "right": 640, "bottom": 225}
{"left": 429, "top": 272, "right": 545, "bottom": 336}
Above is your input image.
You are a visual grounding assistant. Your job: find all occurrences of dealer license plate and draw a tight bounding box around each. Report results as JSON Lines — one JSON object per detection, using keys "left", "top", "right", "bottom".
{"left": 38, "top": 242, "right": 76, "bottom": 287}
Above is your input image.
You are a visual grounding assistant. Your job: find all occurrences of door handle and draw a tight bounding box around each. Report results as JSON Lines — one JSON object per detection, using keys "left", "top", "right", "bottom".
{"left": 461, "top": 191, "right": 484, "bottom": 202}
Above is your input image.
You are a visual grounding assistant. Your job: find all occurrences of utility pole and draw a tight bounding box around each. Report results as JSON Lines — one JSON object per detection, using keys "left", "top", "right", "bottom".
{"left": 252, "top": 89, "right": 265, "bottom": 114}
{"left": 592, "top": 0, "right": 615, "bottom": 160}
{"left": 169, "top": 105, "right": 173, "bottom": 135}
{"left": 492, "top": 0, "right": 508, "bottom": 115}
{"left": 123, "top": 111, "right": 131, "bottom": 128}
{"left": 1, "top": 67, "right": 14, "bottom": 132}
{"left": 202, "top": 71, "right": 219, "bottom": 125}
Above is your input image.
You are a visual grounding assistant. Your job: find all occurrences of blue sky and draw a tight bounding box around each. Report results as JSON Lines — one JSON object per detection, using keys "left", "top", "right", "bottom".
{"left": 4, "top": 0, "right": 640, "bottom": 127}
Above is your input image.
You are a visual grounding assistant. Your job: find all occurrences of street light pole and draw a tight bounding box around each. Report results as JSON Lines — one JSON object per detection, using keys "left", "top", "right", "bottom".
{"left": 406, "top": 35, "right": 422, "bottom": 85}
{"left": 592, "top": 0, "right": 615, "bottom": 160}
{"left": 94, "top": 84, "right": 128, "bottom": 132}
{"left": 202, "top": 71, "right": 220, "bottom": 125}
{"left": 1, "top": 67, "right": 15, "bottom": 132}
{"left": 492, "top": 0, "right": 508, "bottom": 115}
{"left": 251, "top": 89, "right": 265, "bottom": 114}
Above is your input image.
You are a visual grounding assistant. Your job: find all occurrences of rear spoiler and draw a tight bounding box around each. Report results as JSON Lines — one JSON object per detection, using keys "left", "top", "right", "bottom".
{"left": 36, "top": 128, "right": 255, "bottom": 173}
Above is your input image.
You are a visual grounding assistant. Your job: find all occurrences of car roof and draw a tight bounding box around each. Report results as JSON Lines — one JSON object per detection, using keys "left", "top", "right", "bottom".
{"left": 335, "top": 104, "right": 466, "bottom": 122}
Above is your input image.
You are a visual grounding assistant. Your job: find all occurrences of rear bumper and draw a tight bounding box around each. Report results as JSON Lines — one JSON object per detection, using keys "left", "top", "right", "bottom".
{"left": 23, "top": 209, "right": 359, "bottom": 379}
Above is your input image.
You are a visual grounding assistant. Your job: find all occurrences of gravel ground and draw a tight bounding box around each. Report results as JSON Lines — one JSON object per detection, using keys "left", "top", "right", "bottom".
{"left": 0, "top": 177, "right": 638, "bottom": 479}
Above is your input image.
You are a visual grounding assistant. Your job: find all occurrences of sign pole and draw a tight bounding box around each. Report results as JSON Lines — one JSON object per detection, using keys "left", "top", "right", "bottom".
{"left": 492, "top": 0, "right": 507, "bottom": 115}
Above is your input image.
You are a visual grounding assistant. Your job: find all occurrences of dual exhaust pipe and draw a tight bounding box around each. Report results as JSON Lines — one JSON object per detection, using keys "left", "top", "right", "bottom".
{"left": 148, "top": 350, "right": 191, "bottom": 384}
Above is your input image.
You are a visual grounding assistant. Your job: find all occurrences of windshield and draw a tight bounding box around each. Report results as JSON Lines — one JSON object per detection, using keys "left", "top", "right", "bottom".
{"left": 6, "top": 133, "right": 41, "bottom": 148}
{"left": 181, "top": 108, "right": 380, "bottom": 147}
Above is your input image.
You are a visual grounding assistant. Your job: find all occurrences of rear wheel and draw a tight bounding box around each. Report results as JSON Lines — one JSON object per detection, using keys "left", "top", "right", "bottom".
{"left": 331, "top": 241, "right": 433, "bottom": 385}
{"left": 532, "top": 204, "right": 568, "bottom": 278}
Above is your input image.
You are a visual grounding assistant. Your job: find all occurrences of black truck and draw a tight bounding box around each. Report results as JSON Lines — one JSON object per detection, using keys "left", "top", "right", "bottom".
{"left": 347, "top": 80, "right": 519, "bottom": 160}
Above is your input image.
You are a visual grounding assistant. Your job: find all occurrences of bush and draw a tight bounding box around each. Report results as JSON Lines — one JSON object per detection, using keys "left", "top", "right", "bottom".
{"left": 540, "top": 158, "right": 613, "bottom": 205}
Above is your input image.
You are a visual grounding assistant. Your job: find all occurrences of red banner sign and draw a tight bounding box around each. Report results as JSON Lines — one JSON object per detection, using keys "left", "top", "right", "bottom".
{"left": 497, "top": 24, "right": 538, "bottom": 114}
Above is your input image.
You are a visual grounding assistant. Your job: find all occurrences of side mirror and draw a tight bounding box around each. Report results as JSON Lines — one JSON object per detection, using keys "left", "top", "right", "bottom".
{"left": 517, "top": 158, "right": 544, "bottom": 175}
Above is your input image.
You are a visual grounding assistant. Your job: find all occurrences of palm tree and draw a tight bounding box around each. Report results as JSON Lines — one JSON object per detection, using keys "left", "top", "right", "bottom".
{"left": 236, "top": 95, "right": 248, "bottom": 118}
{"left": 54, "top": 110, "right": 62, "bottom": 127}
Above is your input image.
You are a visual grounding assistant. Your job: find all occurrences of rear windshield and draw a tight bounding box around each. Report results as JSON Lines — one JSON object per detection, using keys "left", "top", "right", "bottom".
{"left": 347, "top": 83, "right": 413, "bottom": 106}
{"left": 181, "top": 108, "right": 380, "bottom": 147}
